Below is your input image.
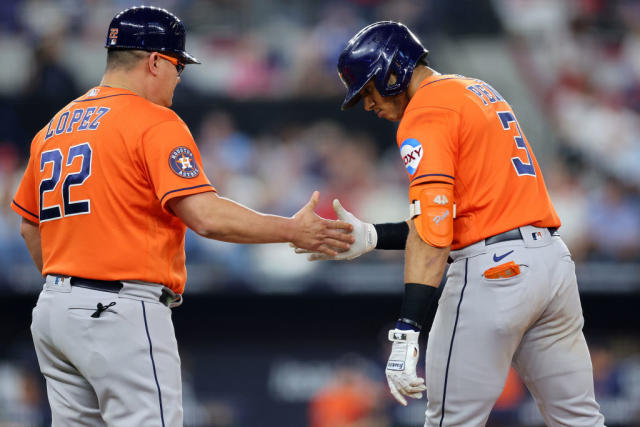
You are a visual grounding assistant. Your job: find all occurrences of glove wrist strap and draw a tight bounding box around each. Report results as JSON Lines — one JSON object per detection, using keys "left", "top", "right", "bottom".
{"left": 374, "top": 221, "right": 408, "bottom": 250}
{"left": 388, "top": 328, "right": 419, "bottom": 342}
{"left": 396, "top": 317, "right": 422, "bottom": 331}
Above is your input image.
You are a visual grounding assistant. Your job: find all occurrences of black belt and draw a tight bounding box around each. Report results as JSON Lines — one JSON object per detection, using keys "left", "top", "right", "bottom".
{"left": 69, "top": 277, "right": 178, "bottom": 307}
{"left": 485, "top": 227, "right": 558, "bottom": 245}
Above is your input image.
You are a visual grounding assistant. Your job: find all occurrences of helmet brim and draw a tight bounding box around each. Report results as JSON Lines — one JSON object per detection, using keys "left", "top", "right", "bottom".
{"left": 341, "top": 93, "right": 361, "bottom": 111}
{"left": 340, "top": 76, "right": 373, "bottom": 110}
{"left": 179, "top": 51, "right": 200, "bottom": 65}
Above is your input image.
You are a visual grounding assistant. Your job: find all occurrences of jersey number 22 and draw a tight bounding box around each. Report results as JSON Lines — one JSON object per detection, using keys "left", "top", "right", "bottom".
{"left": 39, "top": 142, "right": 92, "bottom": 222}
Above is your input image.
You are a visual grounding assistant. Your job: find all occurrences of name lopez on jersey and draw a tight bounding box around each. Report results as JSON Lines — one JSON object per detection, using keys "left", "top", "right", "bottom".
{"left": 169, "top": 146, "right": 200, "bottom": 178}
{"left": 44, "top": 107, "right": 110, "bottom": 141}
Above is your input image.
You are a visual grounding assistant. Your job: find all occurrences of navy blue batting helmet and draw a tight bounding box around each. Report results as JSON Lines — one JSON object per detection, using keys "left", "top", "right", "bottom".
{"left": 105, "top": 6, "right": 200, "bottom": 64}
{"left": 337, "top": 21, "right": 427, "bottom": 110}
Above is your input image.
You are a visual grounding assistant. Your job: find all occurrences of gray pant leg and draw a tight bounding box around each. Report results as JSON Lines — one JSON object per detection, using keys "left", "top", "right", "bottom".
{"left": 31, "top": 290, "right": 106, "bottom": 427}
{"left": 425, "top": 256, "right": 525, "bottom": 426}
{"left": 513, "top": 245, "right": 605, "bottom": 427}
{"left": 86, "top": 297, "right": 183, "bottom": 427}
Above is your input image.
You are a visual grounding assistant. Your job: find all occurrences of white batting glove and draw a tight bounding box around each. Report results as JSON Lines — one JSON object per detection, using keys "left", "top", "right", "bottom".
{"left": 293, "top": 199, "right": 376, "bottom": 261}
{"left": 385, "top": 329, "right": 426, "bottom": 406}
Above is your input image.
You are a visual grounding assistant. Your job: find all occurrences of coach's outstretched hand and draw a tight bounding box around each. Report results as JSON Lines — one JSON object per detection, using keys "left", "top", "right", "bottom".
{"left": 293, "top": 198, "right": 377, "bottom": 260}
{"left": 290, "top": 192, "right": 354, "bottom": 257}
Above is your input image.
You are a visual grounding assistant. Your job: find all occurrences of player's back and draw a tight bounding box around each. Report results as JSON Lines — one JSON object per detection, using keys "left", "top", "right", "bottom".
{"left": 398, "top": 74, "right": 560, "bottom": 249}
{"left": 20, "top": 86, "right": 193, "bottom": 290}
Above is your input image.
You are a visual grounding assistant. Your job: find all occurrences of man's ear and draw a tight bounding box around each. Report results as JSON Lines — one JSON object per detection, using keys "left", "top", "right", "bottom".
{"left": 147, "top": 52, "right": 160, "bottom": 77}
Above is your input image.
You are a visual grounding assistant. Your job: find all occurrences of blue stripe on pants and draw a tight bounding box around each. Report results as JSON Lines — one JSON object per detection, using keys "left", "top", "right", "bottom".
{"left": 142, "top": 301, "right": 166, "bottom": 427}
{"left": 440, "top": 258, "right": 468, "bottom": 426}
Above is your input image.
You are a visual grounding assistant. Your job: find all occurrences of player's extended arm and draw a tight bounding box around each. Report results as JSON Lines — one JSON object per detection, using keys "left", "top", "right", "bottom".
{"left": 385, "top": 220, "right": 450, "bottom": 405}
{"left": 404, "top": 220, "right": 450, "bottom": 285}
{"left": 295, "top": 199, "right": 409, "bottom": 260}
{"left": 168, "top": 190, "right": 354, "bottom": 257}
{"left": 20, "top": 217, "right": 43, "bottom": 274}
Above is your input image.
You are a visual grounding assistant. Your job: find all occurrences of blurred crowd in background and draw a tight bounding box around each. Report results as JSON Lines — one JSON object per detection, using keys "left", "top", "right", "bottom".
{"left": 495, "top": 0, "right": 640, "bottom": 262}
{"left": 0, "top": 0, "right": 639, "bottom": 426}
{"left": 0, "top": 0, "right": 639, "bottom": 289}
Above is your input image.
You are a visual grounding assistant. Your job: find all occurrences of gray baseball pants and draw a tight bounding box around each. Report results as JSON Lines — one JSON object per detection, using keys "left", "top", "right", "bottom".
{"left": 425, "top": 226, "right": 605, "bottom": 426}
{"left": 31, "top": 275, "right": 182, "bottom": 426}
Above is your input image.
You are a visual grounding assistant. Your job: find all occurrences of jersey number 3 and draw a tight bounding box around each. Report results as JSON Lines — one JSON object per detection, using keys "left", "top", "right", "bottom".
{"left": 497, "top": 111, "right": 536, "bottom": 177}
{"left": 39, "top": 142, "right": 92, "bottom": 222}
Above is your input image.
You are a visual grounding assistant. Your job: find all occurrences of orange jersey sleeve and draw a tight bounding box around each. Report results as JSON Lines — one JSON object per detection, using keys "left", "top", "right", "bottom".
{"left": 12, "top": 138, "right": 41, "bottom": 223}
{"left": 142, "top": 120, "right": 213, "bottom": 210}
{"left": 397, "top": 75, "right": 560, "bottom": 249}
{"left": 398, "top": 105, "right": 457, "bottom": 187}
{"left": 11, "top": 86, "right": 215, "bottom": 293}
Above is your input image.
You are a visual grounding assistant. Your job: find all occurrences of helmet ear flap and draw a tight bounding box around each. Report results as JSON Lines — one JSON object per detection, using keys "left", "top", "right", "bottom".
{"left": 388, "top": 53, "right": 405, "bottom": 93}
{"left": 374, "top": 50, "right": 406, "bottom": 97}
{"left": 373, "top": 56, "right": 390, "bottom": 96}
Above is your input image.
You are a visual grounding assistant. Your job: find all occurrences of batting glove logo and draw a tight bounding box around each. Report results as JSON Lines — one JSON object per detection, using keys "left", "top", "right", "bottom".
{"left": 400, "top": 138, "right": 423, "bottom": 175}
{"left": 169, "top": 146, "right": 200, "bottom": 178}
{"left": 386, "top": 360, "right": 405, "bottom": 371}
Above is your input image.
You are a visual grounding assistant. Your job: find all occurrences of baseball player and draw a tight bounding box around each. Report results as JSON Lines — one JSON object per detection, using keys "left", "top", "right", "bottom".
{"left": 12, "top": 6, "right": 353, "bottom": 426}
{"left": 300, "top": 22, "right": 606, "bottom": 426}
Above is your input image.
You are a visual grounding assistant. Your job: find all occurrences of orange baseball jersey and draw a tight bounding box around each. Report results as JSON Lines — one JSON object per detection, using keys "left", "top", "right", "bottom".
{"left": 397, "top": 74, "right": 560, "bottom": 249}
{"left": 12, "top": 86, "right": 215, "bottom": 293}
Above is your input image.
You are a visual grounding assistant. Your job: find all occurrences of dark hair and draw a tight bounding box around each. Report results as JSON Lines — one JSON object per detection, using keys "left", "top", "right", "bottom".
{"left": 105, "top": 49, "right": 149, "bottom": 71}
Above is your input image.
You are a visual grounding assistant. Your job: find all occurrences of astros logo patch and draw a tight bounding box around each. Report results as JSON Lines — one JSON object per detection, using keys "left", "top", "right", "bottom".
{"left": 169, "top": 146, "right": 199, "bottom": 178}
{"left": 400, "top": 138, "right": 424, "bottom": 175}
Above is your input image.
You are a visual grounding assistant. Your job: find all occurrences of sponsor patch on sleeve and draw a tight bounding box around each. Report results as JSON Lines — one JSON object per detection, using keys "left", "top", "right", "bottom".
{"left": 400, "top": 138, "right": 424, "bottom": 175}
{"left": 169, "top": 146, "right": 200, "bottom": 178}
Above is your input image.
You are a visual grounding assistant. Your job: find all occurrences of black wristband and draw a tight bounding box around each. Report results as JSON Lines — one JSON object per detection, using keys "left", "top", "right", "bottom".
{"left": 374, "top": 222, "right": 409, "bottom": 250}
{"left": 398, "top": 283, "right": 439, "bottom": 331}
